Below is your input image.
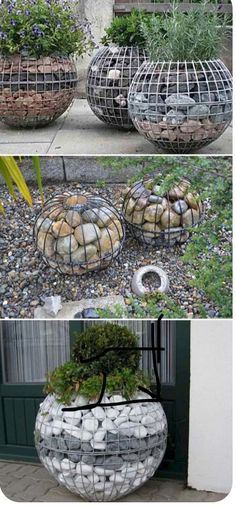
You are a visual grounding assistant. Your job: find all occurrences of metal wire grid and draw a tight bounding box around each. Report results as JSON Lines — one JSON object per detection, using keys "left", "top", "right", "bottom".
{"left": 34, "top": 191, "right": 125, "bottom": 276}
{"left": 128, "top": 59, "right": 232, "bottom": 153}
{"left": 35, "top": 393, "right": 168, "bottom": 501}
{"left": 87, "top": 46, "right": 147, "bottom": 129}
{"left": 0, "top": 56, "right": 78, "bottom": 127}
{"left": 122, "top": 177, "right": 202, "bottom": 246}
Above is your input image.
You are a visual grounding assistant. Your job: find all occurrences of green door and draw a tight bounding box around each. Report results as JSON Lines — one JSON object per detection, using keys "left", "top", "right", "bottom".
{"left": 0, "top": 320, "right": 190, "bottom": 479}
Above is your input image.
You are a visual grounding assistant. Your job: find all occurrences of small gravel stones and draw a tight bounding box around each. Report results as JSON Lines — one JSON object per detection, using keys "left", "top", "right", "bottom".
{"left": 122, "top": 177, "right": 202, "bottom": 246}
{"left": 128, "top": 59, "right": 232, "bottom": 153}
{"left": 34, "top": 191, "right": 124, "bottom": 275}
{"left": 87, "top": 46, "right": 146, "bottom": 129}
{"left": 35, "top": 393, "right": 167, "bottom": 501}
{"left": 0, "top": 55, "right": 77, "bottom": 128}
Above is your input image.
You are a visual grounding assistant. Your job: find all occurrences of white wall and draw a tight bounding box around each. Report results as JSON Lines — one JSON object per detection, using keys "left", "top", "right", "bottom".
{"left": 188, "top": 320, "right": 232, "bottom": 493}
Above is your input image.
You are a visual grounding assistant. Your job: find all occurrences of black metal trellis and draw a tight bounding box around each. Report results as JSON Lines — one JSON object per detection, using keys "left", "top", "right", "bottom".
{"left": 34, "top": 191, "right": 125, "bottom": 275}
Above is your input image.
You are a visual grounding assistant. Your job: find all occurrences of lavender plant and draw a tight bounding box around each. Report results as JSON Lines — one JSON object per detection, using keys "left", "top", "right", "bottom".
{"left": 0, "top": 0, "right": 94, "bottom": 58}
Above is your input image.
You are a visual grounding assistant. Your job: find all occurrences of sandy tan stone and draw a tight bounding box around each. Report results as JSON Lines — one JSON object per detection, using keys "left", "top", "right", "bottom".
{"left": 65, "top": 195, "right": 87, "bottom": 207}
{"left": 160, "top": 209, "right": 181, "bottom": 228}
{"left": 144, "top": 204, "right": 163, "bottom": 223}
{"left": 65, "top": 210, "right": 81, "bottom": 227}
{"left": 74, "top": 223, "right": 101, "bottom": 245}
{"left": 182, "top": 208, "right": 201, "bottom": 227}
{"left": 52, "top": 220, "right": 73, "bottom": 237}
{"left": 37, "top": 232, "right": 55, "bottom": 257}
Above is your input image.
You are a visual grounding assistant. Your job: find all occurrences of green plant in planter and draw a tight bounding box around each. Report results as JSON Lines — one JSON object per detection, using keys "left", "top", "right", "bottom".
{"left": 101, "top": 8, "right": 153, "bottom": 48}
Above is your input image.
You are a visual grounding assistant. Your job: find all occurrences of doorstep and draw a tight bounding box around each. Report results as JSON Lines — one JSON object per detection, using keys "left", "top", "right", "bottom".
{"left": 0, "top": 100, "right": 232, "bottom": 156}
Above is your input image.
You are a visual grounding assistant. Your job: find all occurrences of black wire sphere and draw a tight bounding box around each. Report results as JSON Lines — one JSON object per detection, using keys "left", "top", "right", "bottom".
{"left": 87, "top": 46, "right": 147, "bottom": 129}
{"left": 34, "top": 191, "right": 125, "bottom": 275}
{"left": 122, "top": 176, "right": 203, "bottom": 246}
{"left": 128, "top": 59, "right": 232, "bottom": 153}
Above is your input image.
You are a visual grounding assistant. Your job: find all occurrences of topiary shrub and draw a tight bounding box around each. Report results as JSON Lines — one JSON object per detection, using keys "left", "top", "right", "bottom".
{"left": 72, "top": 323, "right": 140, "bottom": 375}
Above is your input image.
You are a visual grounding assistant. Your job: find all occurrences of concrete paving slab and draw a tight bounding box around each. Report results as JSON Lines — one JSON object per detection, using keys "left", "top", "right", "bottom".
{"left": 0, "top": 99, "right": 231, "bottom": 155}
{"left": 34, "top": 295, "right": 126, "bottom": 319}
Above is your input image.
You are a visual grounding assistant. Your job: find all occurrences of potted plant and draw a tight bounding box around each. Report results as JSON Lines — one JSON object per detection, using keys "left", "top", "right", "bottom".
{"left": 86, "top": 9, "right": 150, "bottom": 130}
{"left": 0, "top": 0, "right": 94, "bottom": 128}
{"left": 35, "top": 323, "right": 167, "bottom": 501}
{"left": 128, "top": 1, "right": 232, "bottom": 153}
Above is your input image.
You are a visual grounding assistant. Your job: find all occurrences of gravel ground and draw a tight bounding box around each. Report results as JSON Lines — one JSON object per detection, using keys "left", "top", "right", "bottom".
{"left": 0, "top": 183, "right": 230, "bottom": 319}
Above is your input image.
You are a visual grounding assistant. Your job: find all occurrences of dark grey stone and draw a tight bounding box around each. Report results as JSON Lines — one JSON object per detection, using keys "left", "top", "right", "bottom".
{"left": 81, "top": 454, "right": 97, "bottom": 465}
{"left": 65, "top": 437, "right": 81, "bottom": 451}
{"left": 81, "top": 442, "right": 93, "bottom": 453}
{"left": 130, "top": 437, "right": 147, "bottom": 451}
{"left": 82, "top": 308, "right": 100, "bottom": 319}
{"left": 102, "top": 456, "right": 124, "bottom": 470}
{"left": 122, "top": 453, "right": 139, "bottom": 462}
{"left": 68, "top": 452, "right": 82, "bottom": 463}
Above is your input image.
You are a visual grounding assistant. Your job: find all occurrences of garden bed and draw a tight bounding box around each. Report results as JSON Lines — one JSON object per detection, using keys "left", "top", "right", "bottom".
{"left": 0, "top": 182, "right": 231, "bottom": 319}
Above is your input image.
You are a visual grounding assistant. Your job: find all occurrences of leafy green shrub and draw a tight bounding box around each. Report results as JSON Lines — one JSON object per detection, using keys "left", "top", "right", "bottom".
{"left": 141, "top": 1, "right": 230, "bottom": 61}
{"left": 72, "top": 323, "right": 140, "bottom": 375}
{"left": 44, "top": 361, "right": 88, "bottom": 405}
{"left": 0, "top": 0, "right": 94, "bottom": 58}
{"left": 101, "top": 9, "right": 152, "bottom": 48}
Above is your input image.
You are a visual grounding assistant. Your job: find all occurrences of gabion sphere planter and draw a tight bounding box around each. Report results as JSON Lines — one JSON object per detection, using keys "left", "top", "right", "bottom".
{"left": 34, "top": 191, "right": 125, "bottom": 275}
{"left": 87, "top": 46, "right": 146, "bottom": 129}
{"left": 35, "top": 393, "right": 167, "bottom": 501}
{"left": 0, "top": 55, "right": 78, "bottom": 127}
{"left": 122, "top": 176, "right": 202, "bottom": 246}
{"left": 128, "top": 59, "right": 232, "bottom": 153}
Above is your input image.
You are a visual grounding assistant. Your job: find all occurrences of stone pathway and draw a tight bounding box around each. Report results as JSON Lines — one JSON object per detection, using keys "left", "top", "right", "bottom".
{"left": 0, "top": 100, "right": 232, "bottom": 155}
{"left": 0, "top": 461, "right": 226, "bottom": 502}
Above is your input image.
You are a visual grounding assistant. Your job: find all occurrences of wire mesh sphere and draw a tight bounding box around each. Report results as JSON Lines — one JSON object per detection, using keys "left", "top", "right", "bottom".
{"left": 34, "top": 191, "right": 125, "bottom": 275}
{"left": 0, "top": 55, "right": 78, "bottom": 128}
{"left": 128, "top": 59, "right": 232, "bottom": 153}
{"left": 122, "top": 176, "right": 203, "bottom": 246}
{"left": 87, "top": 46, "right": 147, "bottom": 130}
{"left": 35, "top": 393, "right": 167, "bottom": 501}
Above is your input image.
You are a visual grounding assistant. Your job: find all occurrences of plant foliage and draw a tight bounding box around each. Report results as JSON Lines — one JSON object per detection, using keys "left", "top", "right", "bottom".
{"left": 101, "top": 8, "right": 152, "bottom": 48}
{"left": 0, "top": 0, "right": 94, "bottom": 58}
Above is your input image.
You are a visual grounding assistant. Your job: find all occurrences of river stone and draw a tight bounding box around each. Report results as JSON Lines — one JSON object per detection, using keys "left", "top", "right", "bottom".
{"left": 180, "top": 119, "right": 202, "bottom": 133}
{"left": 74, "top": 223, "right": 101, "bottom": 245}
{"left": 172, "top": 199, "right": 188, "bottom": 215}
{"left": 163, "top": 109, "right": 185, "bottom": 125}
{"left": 36, "top": 217, "right": 53, "bottom": 233}
{"left": 65, "top": 210, "right": 81, "bottom": 227}
{"left": 65, "top": 195, "right": 87, "bottom": 207}
{"left": 96, "top": 207, "right": 116, "bottom": 227}
{"left": 81, "top": 208, "right": 99, "bottom": 223}
{"left": 182, "top": 209, "right": 200, "bottom": 227}
{"left": 37, "top": 232, "right": 55, "bottom": 257}
{"left": 108, "top": 220, "right": 123, "bottom": 240}
{"left": 55, "top": 235, "right": 78, "bottom": 255}
{"left": 64, "top": 244, "right": 97, "bottom": 264}
{"left": 160, "top": 209, "right": 181, "bottom": 228}
{"left": 52, "top": 220, "right": 73, "bottom": 237}
{"left": 165, "top": 94, "right": 195, "bottom": 110}
{"left": 144, "top": 204, "right": 163, "bottom": 223}
{"left": 185, "top": 192, "right": 201, "bottom": 210}
{"left": 97, "top": 228, "right": 117, "bottom": 253}
{"left": 131, "top": 211, "right": 144, "bottom": 225}
{"left": 188, "top": 104, "right": 209, "bottom": 119}
{"left": 124, "top": 197, "right": 136, "bottom": 215}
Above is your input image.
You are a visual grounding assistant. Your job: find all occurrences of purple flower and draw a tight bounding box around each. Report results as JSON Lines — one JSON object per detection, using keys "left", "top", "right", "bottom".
{"left": 32, "top": 25, "right": 44, "bottom": 37}
{"left": 19, "top": 30, "right": 25, "bottom": 37}
{"left": 10, "top": 19, "right": 17, "bottom": 26}
{"left": 0, "top": 32, "right": 7, "bottom": 40}
{"left": 25, "top": 10, "right": 31, "bottom": 16}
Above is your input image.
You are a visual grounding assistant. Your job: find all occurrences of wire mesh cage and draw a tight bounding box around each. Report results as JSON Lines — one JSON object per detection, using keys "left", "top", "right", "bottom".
{"left": 87, "top": 46, "right": 147, "bottom": 129}
{"left": 35, "top": 393, "right": 167, "bottom": 501}
{"left": 128, "top": 59, "right": 232, "bottom": 153}
{"left": 0, "top": 55, "right": 78, "bottom": 127}
{"left": 34, "top": 191, "right": 125, "bottom": 275}
{"left": 122, "top": 176, "right": 203, "bottom": 246}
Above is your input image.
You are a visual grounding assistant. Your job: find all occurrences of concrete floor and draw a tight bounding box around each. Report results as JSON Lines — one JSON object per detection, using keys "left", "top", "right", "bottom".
{"left": 0, "top": 100, "right": 232, "bottom": 155}
{"left": 0, "top": 461, "right": 226, "bottom": 502}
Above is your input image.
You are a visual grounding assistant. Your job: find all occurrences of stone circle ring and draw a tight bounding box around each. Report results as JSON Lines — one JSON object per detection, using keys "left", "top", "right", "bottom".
{"left": 131, "top": 266, "right": 169, "bottom": 298}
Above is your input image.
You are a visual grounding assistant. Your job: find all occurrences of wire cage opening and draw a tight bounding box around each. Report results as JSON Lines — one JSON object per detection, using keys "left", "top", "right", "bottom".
{"left": 34, "top": 191, "right": 125, "bottom": 275}
{"left": 128, "top": 59, "right": 232, "bottom": 153}
{"left": 35, "top": 393, "right": 167, "bottom": 501}
{"left": 122, "top": 176, "right": 203, "bottom": 246}
{"left": 0, "top": 55, "right": 78, "bottom": 128}
{"left": 87, "top": 46, "right": 147, "bottom": 129}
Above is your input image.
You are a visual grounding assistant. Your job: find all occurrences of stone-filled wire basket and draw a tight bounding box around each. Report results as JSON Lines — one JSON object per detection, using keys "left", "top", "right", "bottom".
{"left": 128, "top": 59, "right": 232, "bottom": 153}
{"left": 87, "top": 46, "right": 146, "bottom": 129}
{"left": 122, "top": 177, "right": 203, "bottom": 246}
{"left": 0, "top": 55, "right": 78, "bottom": 127}
{"left": 35, "top": 393, "right": 168, "bottom": 502}
{"left": 34, "top": 191, "right": 125, "bottom": 275}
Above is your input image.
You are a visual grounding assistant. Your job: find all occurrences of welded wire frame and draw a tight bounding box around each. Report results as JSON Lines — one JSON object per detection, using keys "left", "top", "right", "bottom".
{"left": 122, "top": 178, "right": 203, "bottom": 247}
{"left": 87, "top": 46, "right": 147, "bottom": 129}
{"left": 0, "top": 56, "right": 78, "bottom": 128}
{"left": 33, "top": 191, "right": 125, "bottom": 275}
{"left": 35, "top": 393, "right": 168, "bottom": 502}
{"left": 128, "top": 59, "right": 232, "bottom": 154}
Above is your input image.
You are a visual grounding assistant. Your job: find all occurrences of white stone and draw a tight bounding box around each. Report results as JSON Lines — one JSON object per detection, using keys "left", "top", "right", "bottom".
{"left": 73, "top": 394, "right": 89, "bottom": 407}
{"left": 102, "top": 418, "right": 116, "bottom": 431}
{"left": 109, "top": 394, "right": 126, "bottom": 407}
{"left": 74, "top": 475, "right": 90, "bottom": 487}
{"left": 129, "top": 406, "right": 146, "bottom": 421}
{"left": 118, "top": 421, "right": 134, "bottom": 436}
{"left": 52, "top": 457, "right": 62, "bottom": 472}
{"left": 108, "top": 69, "right": 121, "bottom": 80}
{"left": 63, "top": 413, "right": 82, "bottom": 426}
{"left": 82, "top": 417, "right": 99, "bottom": 433}
{"left": 94, "top": 481, "right": 113, "bottom": 491}
{"left": 87, "top": 472, "right": 100, "bottom": 484}
{"left": 91, "top": 440, "right": 106, "bottom": 450}
{"left": 60, "top": 459, "right": 76, "bottom": 471}
{"left": 141, "top": 415, "right": 156, "bottom": 427}
{"left": 105, "top": 407, "right": 119, "bottom": 420}
{"left": 133, "top": 475, "right": 147, "bottom": 487}
{"left": 109, "top": 472, "right": 126, "bottom": 484}
{"left": 144, "top": 456, "right": 156, "bottom": 468}
{"left": 133, "top": 425, "right": 147, "bottom": 439}
{"left": 94, "top": 467, "right": 114, "bottom": 477}
{"left": 91, "top": 406, "right": 106, "bottom": 421}
{"left": 76, "top": 463, "right": 93, "bottom": 475}
{"left": 58, "top": 473, "right": 75, "bottom": 488}
{"left": 119, "top": 406, "right": 131, "bottom": 417}
{"left": 114, "top": 416, "right": 129, "bottom": 427}
{"left": 93, "top": 428, "right": 106, "bottom": 442}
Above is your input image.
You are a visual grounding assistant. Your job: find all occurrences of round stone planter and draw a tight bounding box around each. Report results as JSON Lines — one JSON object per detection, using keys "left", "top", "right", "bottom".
{"left": 128, "top": 59, "right": 232, "bottom": 153}
{"left": 0, "top": 55, "right": 78, "bottom": 127}
{"left": 122, "top": 176, "right": 202, "bottom": 246}
{"left": 34, "top": 191, "right": 125, "bottom": 275}
{"left": 87, "top": 46, "right": 146, "bottom": 129}
{"left": 35, "top": 392, "right": 167, "bottom": 501}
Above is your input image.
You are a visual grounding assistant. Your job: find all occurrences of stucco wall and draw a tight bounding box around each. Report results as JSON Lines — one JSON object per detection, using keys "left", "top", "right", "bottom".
{"left": 188, "top": 320, "right": 232, "bottom": 494}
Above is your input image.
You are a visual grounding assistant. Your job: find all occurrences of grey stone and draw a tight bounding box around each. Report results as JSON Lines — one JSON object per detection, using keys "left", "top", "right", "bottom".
{"left": 130, "top": 437, "right": 147, "bottom": 451}
{"left": 163, "top": 109, "right": 185, "bottom": 126}
{"left": 172, "top": 200, "right": 188, "bottom": 215}
{"left": 165, "top": 94, "right": 195, "bottom": 110}
{"left": 65, "top": 438, "right": 81, "bottom": 450}
{"left": 102, "top": 456, "right": 124, "bottom": 470}
{"left": 188, "top": 104, "right": 209, "bottom": 119}
{"left": 81, "top": 442, "right": 93, "bottom": 453}
{"left": 122, "top": 453, "right": 139, "bottom": 462}
{"left": 149, "top": 195, "right": 163, "bottom": 204}
{"left": 82, "top": 307, "right": 100, "bottom": 319}
{"left": 68, "top": 452, "right": 82, "bottom": 463}
{"left": 81, "top": 454, "right": 97, "bottom": 465}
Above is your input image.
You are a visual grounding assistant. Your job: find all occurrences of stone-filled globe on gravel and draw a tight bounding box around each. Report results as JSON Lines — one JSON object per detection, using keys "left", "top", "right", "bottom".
{"left": 122, "top": 176, "right": 202, "bottom": 246}
{"left": 0, "top": 56, "right": 77, "bottom": 128}
{"left": 35, "top": 393, "right": 167, "bottom": 501}
{"left": 34, "top": 191, "right": 125, "bottom": 275}
{"left": 128, "top": 59, "right": 232, "bottom": 153}
{"left": 87, "top": 46, "right": 146, "bottom": 129}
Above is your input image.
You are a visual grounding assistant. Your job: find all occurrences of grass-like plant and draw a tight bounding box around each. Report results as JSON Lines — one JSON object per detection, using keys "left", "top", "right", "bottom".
{"left": 141, "top": 0, "right": 230, "bottom": 61}
{"left": 101, "top": 8, "right": 152, "bottom": 48}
